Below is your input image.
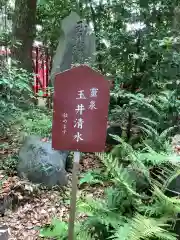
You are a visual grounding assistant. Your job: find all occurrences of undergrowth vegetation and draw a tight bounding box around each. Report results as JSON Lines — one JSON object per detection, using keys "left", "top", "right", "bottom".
{"left": 0, "top": 0, "right": 180, "bottom": 239}
{"left": 0, "top": 64, "right": 32, "bottom": 135}
{"left": 38, "top": 38, "right": 180, "bottom": 239}
{"left": 0, "top": 62, "right": 52, "bottom": 139}
{"left": 1, "top": 64, "right": 179, "bottom": 239}
{"left": 38, "top": 83, "right": 180, "bottom": 238}
{"left": 39, "top": 140, "right": 180, "bottom": 240}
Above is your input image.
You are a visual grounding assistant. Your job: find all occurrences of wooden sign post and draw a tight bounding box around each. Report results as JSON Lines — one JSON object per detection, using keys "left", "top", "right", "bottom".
{"left": 68, "top": 151, "right": 80, "bottom": 240}
{"left": 52, "top": 65, "right": 110, "bottom": 239}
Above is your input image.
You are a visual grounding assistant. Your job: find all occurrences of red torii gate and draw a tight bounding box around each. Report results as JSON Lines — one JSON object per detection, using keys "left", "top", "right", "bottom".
{"left": 32, "top": 45, "right": 51, "bottom": 97}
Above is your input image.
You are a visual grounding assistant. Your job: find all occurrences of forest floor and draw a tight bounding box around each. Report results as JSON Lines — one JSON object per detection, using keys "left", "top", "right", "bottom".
{"left": 0, "top": 136, "right": 105, "bottom": 240}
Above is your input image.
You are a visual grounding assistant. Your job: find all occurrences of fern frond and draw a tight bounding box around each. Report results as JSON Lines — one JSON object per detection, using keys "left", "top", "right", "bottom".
{"left": 95, "top": 152, "right": 120, "bottom": 174}
{"left": 136, "top": 151, "right": 168, "bottom": 166}
{"left": 75, "top": 230, "right": 94, "bottom": 240}
{"left": 161, "top": 168, "right": 180, "bottom": 191}
{"left": 105, "top": 187, "right": 126, "bottom": 209}
{"left": 77, "top": 197, "right": 125, "bottom": 229}
{"left": 151, "top": 166, "right": 176, "bottom": 189}
{"left": 126, "top": 93, "right": 160, "bottom": 116}
{"left": 137, "top": 146, "right": 180, "bottom": 166}
{"left": 136, "top": 116, "right": 157, "bottom": 126}
{"left": 112, "top": 165, "right": 141, "bottom": 197}
{"left": 96, "top": 151, "right": 147, "bottom": 198}
{"left": 139, "top": 123, "right": 159, "bottom": 137}
{"left": 102, "top": 135, "right": 136, "bottom": 162}
{"left": 113, "top": 214, "right": 177, "bottom": 240}
{"left": 154, "top": 186, "right": 180, "bottom": 213}
{"left": 108, "top": 135, "right": 134, "bottom": 152}
{"left": 111, "top": 222, "right": 130, "bottom": 240}
{"left": 140, "top": 185, "right": 180, "bottom": 217}
{"left": 159, "top": 127, "right": 176, "bottom": 142}
{"left": 39, "top": 219, "right": 68, "bottom": 239}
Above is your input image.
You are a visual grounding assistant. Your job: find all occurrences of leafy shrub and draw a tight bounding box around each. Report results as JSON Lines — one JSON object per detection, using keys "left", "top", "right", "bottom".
{"left": 16, "top": 107, "right": 52, "bottom": 138}
{"left": 39, "top": 218, "right": 94, "bottom": 240}
{"left": 39, "top": 219, "right": 68, "bottom": 239}
{"left": 39, "top": 137, "right": 180, "bottom": 240}
{"left": 76, "top": 148, "right": 180, "bottom": 240}
{"left": 0, "top": 64, "right": 33, "bottom": 135}
{"left": 0, "top": 155, "right": 19, "bottom": 175}
{"left": 79, "top": 169, "right": 105, "bottom": 186}
{"left": 110, "top": 90, "right": 180, "bottom": 145}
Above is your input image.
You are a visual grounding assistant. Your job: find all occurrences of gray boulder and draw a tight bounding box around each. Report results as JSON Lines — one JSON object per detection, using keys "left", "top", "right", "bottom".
{"left": 17, "top": 136, "right": 70, "bottom": 187}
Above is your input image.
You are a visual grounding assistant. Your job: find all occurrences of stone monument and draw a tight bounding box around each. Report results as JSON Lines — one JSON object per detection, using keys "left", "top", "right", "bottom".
{"left": 50, "top": 11, "right": 96, "bottom": 85}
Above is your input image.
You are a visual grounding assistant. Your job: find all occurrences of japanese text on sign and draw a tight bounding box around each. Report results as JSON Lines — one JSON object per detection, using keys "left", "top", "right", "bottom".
{"left": 62, "top": 113, "right": 68, "bottom": 134}
{"left": 73, "top": 88, "right": 99, "bottom": 142}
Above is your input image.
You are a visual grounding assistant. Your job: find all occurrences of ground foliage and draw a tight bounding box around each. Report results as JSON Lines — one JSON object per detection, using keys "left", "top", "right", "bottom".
{"left": 0, "top": 63, "right": 33, "bottom": 135}
{"left": 0, "top": 0, "right": 180, "bottom": 239}
{"left": 37, "top": 0, "right": 180, "bottom": 239}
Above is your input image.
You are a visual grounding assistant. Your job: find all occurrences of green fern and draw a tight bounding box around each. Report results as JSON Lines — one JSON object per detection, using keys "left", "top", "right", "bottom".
{"left": 95, "top": 152, "right": 120, "bottom": 174}
{"left": 75, "top": 231, "right": 95, "bottom": 240}
{"left": 153, "top": 186, "right": 180, "bottom": 215}
{"left": 125, "top": 93, "right": 160, "bottom": 116}
{"left": 139, "top": 124, "right": 159, "bottom": 138}
{"left": 96, "top": 151, "right": 142, "bottom": 197}
{"left": 136, "top": 147, "right": 180, "bottom": 166}
{"left": 138, "top": 167, "right": 180, "bottom": 216}
{"left": 112, "top": 165, "right": 140, "bottom": 197}
{"left": 39, "top": 219, "right": 68, "bottom": 239}
{"left": 112, "top": 214, "right": 177, "bottom": 240}
{"left": 79, "top": 169, "right": 105, "bottom": 186}
{"left": 75, "top": 223, "right": 95, "bottom": 240}
{"left": 105, "top": 187, "right": 126, "bottom": 210}
{"left": 136, "top": 116, "right": 157, "bottom": 127}
{"left": 77, "top": 197, "right": 125, "bottom": 229}
{"left": 141, "top": 126, "right": 176, "bottom": 153}
{"left": 151, "top": 166, "right": 177, "bottom": 189}
{"left": 159, "top": 127, "right": 176, "bottom": 142}
{"left": 163, "top": 169, "right": 180, "bottom": 192}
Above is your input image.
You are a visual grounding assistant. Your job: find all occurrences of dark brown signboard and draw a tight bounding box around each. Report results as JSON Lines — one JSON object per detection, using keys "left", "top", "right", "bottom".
{"left": 52, "top": 65, "right": 110, "bottom": 152}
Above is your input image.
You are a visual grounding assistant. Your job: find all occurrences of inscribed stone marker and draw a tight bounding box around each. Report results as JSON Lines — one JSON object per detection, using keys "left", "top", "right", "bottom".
{"left": 50, "top": 12, "right": 96, "bottom": 85}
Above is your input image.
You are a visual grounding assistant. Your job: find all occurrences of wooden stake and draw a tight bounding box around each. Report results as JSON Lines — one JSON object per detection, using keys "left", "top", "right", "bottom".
{"left": 68, "top": 151, "right": 80, "bottom": 240}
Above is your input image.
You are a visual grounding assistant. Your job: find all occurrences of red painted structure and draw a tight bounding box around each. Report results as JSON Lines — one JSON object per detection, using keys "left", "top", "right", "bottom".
{"left": 0, "top": 46, "right": 51, "bottom": 97}
{"left": 0, "top": 45, "right": 144, "bottom": 98}
{"left": 32, "top": 46, "right": 51, "bottom": 96}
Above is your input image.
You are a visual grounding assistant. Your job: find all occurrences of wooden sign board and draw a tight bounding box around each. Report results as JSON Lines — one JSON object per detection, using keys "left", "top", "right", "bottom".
{"left": 52, "top": 65, "right": 110, "bottom": 152}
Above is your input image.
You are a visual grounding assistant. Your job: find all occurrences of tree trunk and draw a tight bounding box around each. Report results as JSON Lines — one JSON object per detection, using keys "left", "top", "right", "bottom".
{"left": 88, "top": 0, "right": 104, "bottom": 73}
{"left": 12, "top": 0, "right": 37, "bottom": 73}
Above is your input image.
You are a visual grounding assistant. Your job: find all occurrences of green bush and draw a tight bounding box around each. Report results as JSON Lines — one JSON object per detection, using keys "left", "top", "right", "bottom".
{"left": 0, "top": 155, "right": 19, "bottom": 175}
{"left": 110, "top": 90, "right": 180, "bottom": 145}
{"left": 0, "top": 64, "right": 33, "bottom": 135}
{"left": 39, "top": 137, "right": 180, "bottom": 240}
{"left": 16, "top": 107, "right": 52, "bottom": 138}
